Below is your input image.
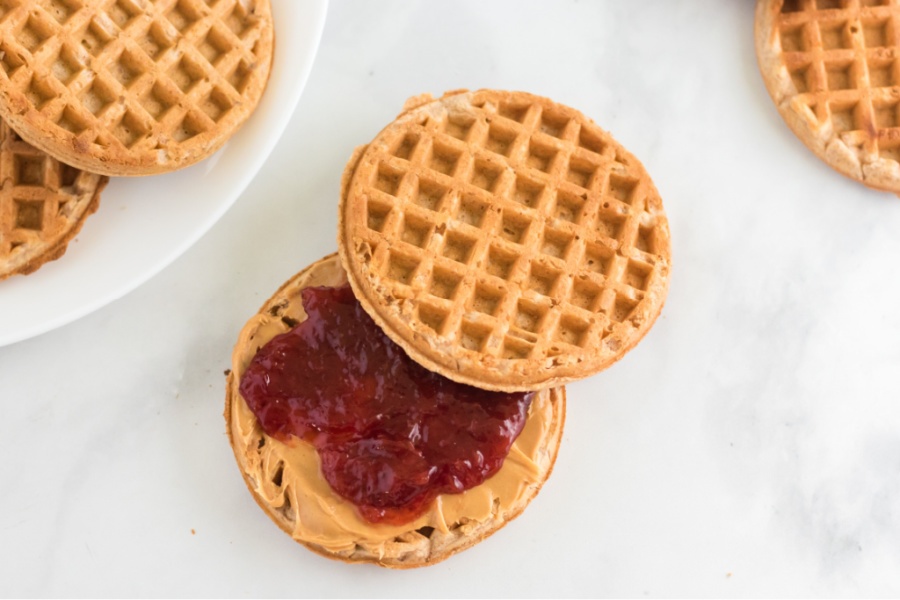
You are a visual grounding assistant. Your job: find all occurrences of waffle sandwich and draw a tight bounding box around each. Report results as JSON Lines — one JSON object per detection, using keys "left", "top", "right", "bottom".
{"left": 227, "top": 90, "right": 669, "bottom": 568}
{"left": 756, "top": 0, "right": 900, "bottom": 190}
{"left": 226, "top": 254, "right": 565, "bottom": 568}
{"left": 0, "top": 0, "right": 274, "bottom": 176}
{"left": 0, "top": 117, "right": 106, "bottom": 280}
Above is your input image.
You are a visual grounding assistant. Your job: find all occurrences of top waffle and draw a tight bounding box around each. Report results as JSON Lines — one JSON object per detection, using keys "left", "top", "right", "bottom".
{"left": 0, "top": 0, "right": 273, "bottom": 176}
{"left": 756, "top": 0, "right": 900, "bottom": 191}
{"left": 1, "top": 118, "right": 106, "bottom": 280}
{"left": 338, "top": 90, "right": 671, "bottom": 392}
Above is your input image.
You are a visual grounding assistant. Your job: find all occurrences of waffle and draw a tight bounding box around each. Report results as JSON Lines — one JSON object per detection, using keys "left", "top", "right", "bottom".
{"left": 0, "top": 0, "right": 274, "bottom": 176}
{"left": 1, "top": 118, "right": 106, "bottom": 280}
{"left": 338, "top": 90, "right": 671, "bottom": 392}
{"left": 226, "top": 253, "right": 566, "bottom": 568}
{"left": 756, "top": 0, "right": 900, "bottom": 191}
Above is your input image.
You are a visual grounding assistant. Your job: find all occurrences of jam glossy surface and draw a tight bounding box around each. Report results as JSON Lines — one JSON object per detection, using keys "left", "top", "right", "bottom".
{"left": 239, "top": 285, "right": 533, "bottom": 525}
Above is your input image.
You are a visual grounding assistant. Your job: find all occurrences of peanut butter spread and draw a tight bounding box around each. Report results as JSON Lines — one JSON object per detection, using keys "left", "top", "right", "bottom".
{"left": 227, "top": 255, "right": 561, "bottom": 559}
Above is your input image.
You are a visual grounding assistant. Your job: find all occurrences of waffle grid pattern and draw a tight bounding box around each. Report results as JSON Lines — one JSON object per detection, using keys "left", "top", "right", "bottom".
{"left": 0, "top": 119, "right": 102, "bottom": 278}
{"left": 348, "top": 93, "right": 669, "bottom": 368}
{"left": 0, "top": 0, "right": 270, "bottom": 173}
{"left": 776, "top": 0, "right": 900, "bottom": 160}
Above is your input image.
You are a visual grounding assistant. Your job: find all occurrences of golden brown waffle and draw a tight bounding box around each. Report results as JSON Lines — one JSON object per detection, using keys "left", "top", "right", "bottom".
{"left": 0, "top": 118, "right": 106, "bottom": 280}
{"left": 226, "top": 254, "right": 566, "bottom": 568}
{"left": 0, "top": 0, "right": 273, "bottom": 176}
{"left": 338, "top": 90, "right": 671, "bottom": 392}
{"left": 756, "top": 0, "right": 900, "bottom": 190}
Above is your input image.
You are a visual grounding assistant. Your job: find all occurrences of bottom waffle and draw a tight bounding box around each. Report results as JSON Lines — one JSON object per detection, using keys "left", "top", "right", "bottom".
{"left": 0, "top": 120, "right": 107, "bottom": 281}
{"left": 225, "top": 253, "right": 566, "bottom": 568}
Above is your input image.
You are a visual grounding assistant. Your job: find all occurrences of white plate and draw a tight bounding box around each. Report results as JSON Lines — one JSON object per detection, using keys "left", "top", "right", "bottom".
{"left": 0, "top": 0, "right": 328, "bottom": 347}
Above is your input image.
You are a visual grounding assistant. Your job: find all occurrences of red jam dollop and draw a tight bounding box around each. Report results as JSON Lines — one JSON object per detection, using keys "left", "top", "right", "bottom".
{"left": 239, "top": 285, "right": 533, "bottom": 525}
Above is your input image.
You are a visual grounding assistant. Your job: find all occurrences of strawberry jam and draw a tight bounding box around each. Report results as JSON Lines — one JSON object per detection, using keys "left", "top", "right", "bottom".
{"left": 239, "top": 285, "right": 533, "bottom": 525}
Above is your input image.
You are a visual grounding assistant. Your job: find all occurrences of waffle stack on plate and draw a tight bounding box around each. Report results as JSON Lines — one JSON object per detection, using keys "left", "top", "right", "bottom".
{"left": 0, "top": 0, "right": 275, "bottom": 277}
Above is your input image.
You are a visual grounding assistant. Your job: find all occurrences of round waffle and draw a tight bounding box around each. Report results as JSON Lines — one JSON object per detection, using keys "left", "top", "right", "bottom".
{"left": 756, "top": 0, "right": 900, "bottom": 191}
{"left": 226, "top": 253, "right": 566, "bottom": 568}
{"left": 338, "top": 90, "right": 671, "bottom": 392}
{"left": 0, "top": 0, "right": 274, "bottom": 176}
{"left": 1, "top": 118, "right": 106, "bottom": 280}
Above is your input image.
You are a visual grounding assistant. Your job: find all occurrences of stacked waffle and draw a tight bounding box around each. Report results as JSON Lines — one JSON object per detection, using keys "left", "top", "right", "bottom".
{"left": 226, "top": 90, "right": 672, "bottom": 567}
{"left": 0, "top": 0, "right": 274, "bottom": 278}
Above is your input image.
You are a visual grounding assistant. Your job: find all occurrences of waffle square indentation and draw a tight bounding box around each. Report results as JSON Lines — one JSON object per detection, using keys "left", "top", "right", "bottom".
{"left": 486, "top": 245, "right": 517, "bottom": 280}
{"left": 456, "top": 194, "right": 488, "bottom": 227}
{"left": 863, "top": 19, "right": 890, "bottom": 48}
{"left": 553, "top": 189, "right": 586, "bottom": 224}
{"left": 538, "top": 109, "right": 569, "bottom": 139}
{"left": 14, "top": 155, "right": 44, "bottom": 185}
{"left": 868, "top": 57, "right": 895, "bottom": 87}
{"left": 486, "top": 123, "right": 517, "bottom": 157}
{"left": 582, "top": 242, "right": 613, "bottom": 276}
{"left": 82, "top": 17, "right": 115, "bottom": 57}
{"left": 428, "top": 141, "right": 461, "bottom": 176}
{"left": 540, "top": 226, "right": 573, "bottom": 260}
{"left": 80, "top": 80, "right": 111, "bottom": 116}
{"left": 114, "top": 110, "right": 150, "bottom": 148}
{"left": 444, "top": 114, "right": 475, "bottom": 141}
{"left": 428, "top": 266, "right": 461, "bottom": 300}
{"left": 471, "top": 283, "right": 505, "bottom": 317}
{"left": 441, "top": 230, "right": 477, "bottom": 265}
{"left": 386, "top": 251, "right": 419, "bottom": 286}
{"left": 197, "top": 86, "right": 230, "bottom": 121}
{"left": 610, "top": 295, "right": 638, "bottom": 323}
{"left": 373, "top": 163, "right": 403, "bottom": 196}
{"left": 19, "top": 13, "right": 54, "bottom": 53}
{"left": 107, "top": 0, "right": 141, "bottom": 28}
{"left": 393, "top": 133, "right": 420, "bottom": 161}
{"left": 567, "top": 155, "right": 599, "bottom": 188}
{"left": 874, "top": 98, "right": 899, "bottom": 128}
{"left": 167, "top": 0, "right": 202, "bottom": 32}
{"left": 413, "top": 178, "right": 447, "bottom": 211}
{"left": 366, "top": 198, "right": 392, "bottom": 233}
{"left": 400, "top": 214, "right": 433, "bottom": 249}
{"left": 526, "top": 140, "right": 558, "bottom": 173}
{"left": 24, "top": 76, "right": 58, "bottom": 111}
{"left": 513, "top": 175, "right": 544, "bottom": 208}
{"left": 527, "top": 261, "right": 561, "bottom": 296}
{"left": 555, "top": 314, "right": 590, "bottom": 348}
{"left": 608, "top": 173, "right": 639, "bottom": 204}
{"left": 498, "top": 210, "right": 530, "bottom": 244}
{"left": 198, "top": 25, "right": 233, "bottom": 65}
{"left": 819, "top": 21, "right": 851, "bottom": 50}
{"left": 460, "top": 320, "right": 492, "bottom": 352}
{"left": 829, "top": 100, "right": 858, "bottom": 133}
{"left": 498, "top": 101, "right": 528, "bottom": 123}
{"left": 139, "top": 81, "right": 176, "bottom": 119}
{"left": 0, "top": 41, "right": 25, "bottom": 76}
{"left": 51, "top": 45, "right": 86, "bottom": 86}
{"left": 825, "top": 60, "right": 854, "bottom": 91}
{"left": 46, "top": 0, "right": 81, "bottom": 25}
{"left": 780, "top": 24, "right": 808, "bottom": 52}
{"left": 470, "top": 160, "right": 502, "bottom": 192}
{"left": 513, "top": 299, "right": 546, "bottom": 334}
{"left": 625, "top": 260, "right": 651, "bottom": 291}
{"left": 569, "top": 278, "right": 601, "bottom": 311}
{"left": 14, "top": 200, "right": 44, "bottom": 230}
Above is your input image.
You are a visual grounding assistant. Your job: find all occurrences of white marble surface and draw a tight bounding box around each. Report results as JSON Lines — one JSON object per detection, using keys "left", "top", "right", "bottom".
{"left": 3, "top": 0, "right": 900, "bottom": 596}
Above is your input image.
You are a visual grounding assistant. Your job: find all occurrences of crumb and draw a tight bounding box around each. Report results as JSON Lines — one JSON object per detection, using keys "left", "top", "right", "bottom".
{"left": 191, "top": 529, "right": 196, "bottom": 535}
{"left": 726, "top": 572, "right": 732, "bottom": 578}
{"left": 224, "top": 369, "right": 232, "bottom": 376}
